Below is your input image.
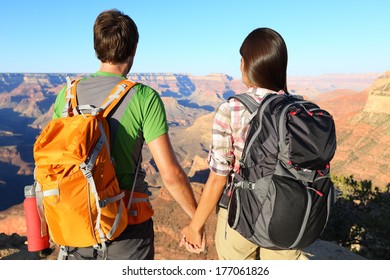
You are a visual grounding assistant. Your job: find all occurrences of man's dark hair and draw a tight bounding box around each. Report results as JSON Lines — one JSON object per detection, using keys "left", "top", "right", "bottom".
{"left": 94, "top": 9, "right": 139, "bottom": 64}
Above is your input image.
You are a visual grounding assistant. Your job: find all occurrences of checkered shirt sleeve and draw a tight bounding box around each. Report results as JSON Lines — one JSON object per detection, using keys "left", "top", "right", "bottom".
{"left": 208, "top": 88, "right": 277, "bottom": 177}
{"left": 208, "top": 99, "right": 252, "bottom": 176}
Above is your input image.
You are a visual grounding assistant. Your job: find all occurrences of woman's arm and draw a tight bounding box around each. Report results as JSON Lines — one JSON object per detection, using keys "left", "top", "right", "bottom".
{"left": 181, "top": 171, "right": 227, "bottom": 247}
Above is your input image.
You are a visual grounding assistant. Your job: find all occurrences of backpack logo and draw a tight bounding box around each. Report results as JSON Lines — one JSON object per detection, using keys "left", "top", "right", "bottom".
{"left": 33, "top": 77, "right": 137, "bottom": 258}
{"left": 225, "top": 93, "right": 337, "bottom": 249}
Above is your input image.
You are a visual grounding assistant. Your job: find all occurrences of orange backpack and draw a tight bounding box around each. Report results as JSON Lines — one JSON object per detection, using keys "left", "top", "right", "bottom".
{"left": 33, "top": 77, "right": 137, "bottom": 259}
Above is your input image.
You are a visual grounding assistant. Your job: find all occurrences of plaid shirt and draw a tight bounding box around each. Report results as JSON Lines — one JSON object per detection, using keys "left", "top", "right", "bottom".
{"left": 208, "top": 87, "right": 281, "bottom": 176}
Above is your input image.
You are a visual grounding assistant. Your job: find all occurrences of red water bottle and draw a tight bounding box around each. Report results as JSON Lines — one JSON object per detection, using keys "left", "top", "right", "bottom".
{"left": 24, "top": 184, "right": 50, "bottom": 252}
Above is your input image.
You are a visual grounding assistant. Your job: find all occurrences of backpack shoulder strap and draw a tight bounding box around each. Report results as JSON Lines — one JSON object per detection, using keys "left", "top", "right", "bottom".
{"left": 63, "top": 77, "right": 138, "bottom": 117}
{"left": 228, "top": 93, "right": 259, "bottom": 114}
{"left": 241, "top": 93, "right": 286, "bottom": 162}
{"left": 62, "top": 77, "right": 82, "bottom": 117}
{"left": 100, "top": 79, "right": 138, "bottom": 117}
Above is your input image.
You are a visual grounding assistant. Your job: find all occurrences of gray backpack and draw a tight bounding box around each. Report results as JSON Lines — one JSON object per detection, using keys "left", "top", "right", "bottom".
{"left": 223, "top": 93, "right": 337, "bottom": 249}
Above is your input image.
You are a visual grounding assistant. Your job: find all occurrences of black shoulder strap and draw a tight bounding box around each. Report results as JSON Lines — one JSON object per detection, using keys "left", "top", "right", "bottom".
{"left": 228, "top": 93, "right": 259, "bottom": 114}
{"left": 241, "top": 93, "right": 285, "bottom": 162}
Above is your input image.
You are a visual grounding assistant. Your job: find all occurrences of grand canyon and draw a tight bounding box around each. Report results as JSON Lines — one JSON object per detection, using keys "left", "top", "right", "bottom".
{"left": 0, "top": 70, "right": 389, "bottom": 260}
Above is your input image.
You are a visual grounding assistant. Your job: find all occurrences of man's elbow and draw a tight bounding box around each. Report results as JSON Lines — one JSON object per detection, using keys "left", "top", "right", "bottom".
{"left": 160, "top": 165, "right": 188, "bottom": 187}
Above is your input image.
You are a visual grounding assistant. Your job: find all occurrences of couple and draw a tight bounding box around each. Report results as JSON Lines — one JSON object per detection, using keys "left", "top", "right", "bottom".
{"left": 52, "top": 9, "right": 305, "bottom": 260}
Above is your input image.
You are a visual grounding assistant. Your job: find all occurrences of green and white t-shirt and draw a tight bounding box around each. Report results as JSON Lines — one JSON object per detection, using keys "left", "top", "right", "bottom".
{"left": 52, "top": 71, "right": 168, "bottom": 193}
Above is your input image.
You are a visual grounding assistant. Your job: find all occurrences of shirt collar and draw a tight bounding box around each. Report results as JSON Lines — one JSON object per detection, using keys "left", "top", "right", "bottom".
{"left": 247, "top": 87, "right": 285, "bottom": 97}
{"left": 92, "top": 71, "right": 126, "bottom": 78}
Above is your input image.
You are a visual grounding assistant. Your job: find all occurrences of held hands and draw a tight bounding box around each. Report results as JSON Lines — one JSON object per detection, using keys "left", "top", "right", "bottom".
{"left": 179, "top": 224, "right": 206, "bottom": 254}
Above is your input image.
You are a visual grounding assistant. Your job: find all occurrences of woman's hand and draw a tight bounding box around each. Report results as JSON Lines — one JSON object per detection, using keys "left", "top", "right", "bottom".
{"left": 180, "top": 225, "right": 206, "bottom": 254}
{"left": 179, "top": 171, "right": 228, "bottom": 254}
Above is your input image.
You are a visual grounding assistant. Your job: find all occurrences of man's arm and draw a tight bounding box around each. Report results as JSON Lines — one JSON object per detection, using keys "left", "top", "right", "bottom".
{"left": 147, "top": 133, "right": 197, "bottom": 218}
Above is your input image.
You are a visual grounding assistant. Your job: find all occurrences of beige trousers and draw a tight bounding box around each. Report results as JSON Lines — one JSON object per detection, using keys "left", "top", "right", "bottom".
{"left": 215, "top": 208, "right": 307, "bottom": 260}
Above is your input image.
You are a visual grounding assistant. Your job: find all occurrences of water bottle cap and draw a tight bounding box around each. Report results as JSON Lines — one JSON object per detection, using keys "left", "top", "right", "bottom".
{"left": 24, "top": 185, "right": 36, "bottom": 198}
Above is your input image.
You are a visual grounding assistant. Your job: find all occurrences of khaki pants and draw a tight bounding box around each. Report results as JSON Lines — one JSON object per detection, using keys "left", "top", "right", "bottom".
{"left": 215, "top": 208, "right": 307, "bottom": 260}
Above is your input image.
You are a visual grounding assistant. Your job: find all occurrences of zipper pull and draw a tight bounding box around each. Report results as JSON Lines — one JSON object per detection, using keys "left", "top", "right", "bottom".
{"left": 307, "top": 186, "right": 323, "bottom": 197}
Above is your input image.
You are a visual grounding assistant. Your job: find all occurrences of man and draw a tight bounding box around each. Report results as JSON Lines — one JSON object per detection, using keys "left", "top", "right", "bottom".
{"left": 52, "top": 9, "right": 203, "bottom": 259}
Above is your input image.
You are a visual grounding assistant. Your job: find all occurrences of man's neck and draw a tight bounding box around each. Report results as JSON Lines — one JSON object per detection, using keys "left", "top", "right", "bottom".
{"left": 99, "top": 62, "right": 129, "bottom": 77}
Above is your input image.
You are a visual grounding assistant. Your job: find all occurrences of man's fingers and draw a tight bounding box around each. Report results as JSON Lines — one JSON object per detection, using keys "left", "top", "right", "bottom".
{"left": 179, "top": 235, "right": 186, "bottom": 247}
{"left": 185, "top": 243, "right": 201, "bottom": 254}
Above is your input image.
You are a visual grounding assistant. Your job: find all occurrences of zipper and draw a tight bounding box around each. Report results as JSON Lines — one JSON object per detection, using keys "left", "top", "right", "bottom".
{"left": 224, "top": 172, "right": 236, "bottom": 239}
{"left": 320, "top": 181, "right": 334, "bottom": 236}
{"left": 306, "top": 186, "right": 324, "bottom": 197}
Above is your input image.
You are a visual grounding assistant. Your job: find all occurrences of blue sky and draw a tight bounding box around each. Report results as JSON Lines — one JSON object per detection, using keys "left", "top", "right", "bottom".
{"left": 0, "top": 0, "right": 389, "bottom": 78}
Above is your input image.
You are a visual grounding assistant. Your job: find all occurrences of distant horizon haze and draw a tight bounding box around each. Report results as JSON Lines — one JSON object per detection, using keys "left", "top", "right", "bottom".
{"left": 0, "top": 70, "right": 384, "bottom": 79}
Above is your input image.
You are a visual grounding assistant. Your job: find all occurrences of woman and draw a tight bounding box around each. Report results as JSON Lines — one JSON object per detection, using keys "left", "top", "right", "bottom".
{"left": 181, "top": 27, "right": 306, "bottom": 260}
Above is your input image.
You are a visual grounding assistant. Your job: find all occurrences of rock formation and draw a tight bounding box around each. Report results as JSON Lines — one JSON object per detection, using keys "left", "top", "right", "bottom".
{"left": 364, "top": 70, "right": 390, "bottom": 114}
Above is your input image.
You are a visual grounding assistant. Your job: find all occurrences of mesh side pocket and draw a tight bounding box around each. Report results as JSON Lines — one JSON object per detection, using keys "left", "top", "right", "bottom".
{"left": 268, "top": 175, "right": 308, "bottom": 248}
{"left": 296, "top": 176, "right": 334, "bottom": 248}
{"left": 228, "top": 187, "right": 262, "bottom": 238}
{"left": 227, "top": 176, "right": 271, "bottom": 240}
